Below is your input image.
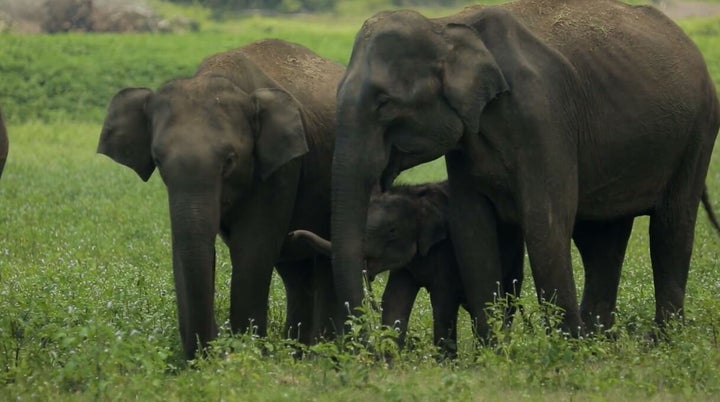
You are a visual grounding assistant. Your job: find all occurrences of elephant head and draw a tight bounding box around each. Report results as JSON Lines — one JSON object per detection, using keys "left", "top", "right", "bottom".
{"left": 97, "top": 75, "right": 308, "bottom": 359}
{"left": 363, "top": 183, "right": 448, "bottom": 277}
{"left": 293, "top": 182, "right": 448, "bottom": 278}
{"left": 331, "top": 10, "right": 508, "bottom": 313}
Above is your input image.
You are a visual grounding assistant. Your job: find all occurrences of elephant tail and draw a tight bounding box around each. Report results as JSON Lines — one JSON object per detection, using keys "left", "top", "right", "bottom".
{"left": 701, "top": 185, "right": 720, "bottom": 235}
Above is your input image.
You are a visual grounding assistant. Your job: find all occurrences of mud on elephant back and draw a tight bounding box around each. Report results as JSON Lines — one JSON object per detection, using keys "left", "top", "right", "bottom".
{"left": 97, "top": 39, "right": 344, "bottom": 359}
{"left": 329, "top": 0, "right": 720, "bottom": 341}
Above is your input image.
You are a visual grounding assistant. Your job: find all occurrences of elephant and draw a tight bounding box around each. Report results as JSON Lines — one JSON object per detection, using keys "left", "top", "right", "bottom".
{"left": 0, "top": 106, "right": 8, "bottom": 180}
{"left": 290, "top": 181, "right": 524, "bottom": 356}
{"left": 330, "top": 0, "right": 720, "bottom": 341}
{"left": 97, "top": 39, "right": 345, "bottom": 359}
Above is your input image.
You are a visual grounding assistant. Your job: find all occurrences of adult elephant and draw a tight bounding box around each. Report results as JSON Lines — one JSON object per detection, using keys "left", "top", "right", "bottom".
{"left": 98, "top": 39, "right": 344, "bottom": 359}
{"left": 0, "top": 107, "right": 8, "bottom": 180}
{"left": 331, "top": 0, "right": 720, "bottom": 339}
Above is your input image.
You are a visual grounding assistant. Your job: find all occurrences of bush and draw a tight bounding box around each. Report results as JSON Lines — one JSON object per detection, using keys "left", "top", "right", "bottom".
{"left": 42, "top": 0, "right": 93, "bottom": 33}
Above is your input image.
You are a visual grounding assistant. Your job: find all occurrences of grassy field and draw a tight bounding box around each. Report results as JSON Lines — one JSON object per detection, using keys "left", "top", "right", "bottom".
{"left": 2, "top": 2, "right": 720, "bottom": 401}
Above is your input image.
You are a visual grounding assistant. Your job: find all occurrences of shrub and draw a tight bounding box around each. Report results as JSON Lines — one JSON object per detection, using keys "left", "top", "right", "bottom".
{"left": 42, "top": 0, "right": 93, "bottom": 33}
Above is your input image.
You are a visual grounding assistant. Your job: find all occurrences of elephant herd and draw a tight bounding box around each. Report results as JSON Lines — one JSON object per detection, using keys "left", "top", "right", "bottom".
{"left": 4, "top": 0, "right": 718, "bottom": 361}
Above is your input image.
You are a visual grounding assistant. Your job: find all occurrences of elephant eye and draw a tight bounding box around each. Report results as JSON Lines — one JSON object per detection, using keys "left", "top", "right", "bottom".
{"left": 376, "top": 93, "right": 391, "bottom": 111}
{"left": 222, "top": 152, "right": 237, "bottom": 177}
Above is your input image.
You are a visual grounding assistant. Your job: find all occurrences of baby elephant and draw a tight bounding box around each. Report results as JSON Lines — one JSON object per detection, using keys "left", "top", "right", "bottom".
{"left": 290, "top": 181, "right": 523, "bottom": 355}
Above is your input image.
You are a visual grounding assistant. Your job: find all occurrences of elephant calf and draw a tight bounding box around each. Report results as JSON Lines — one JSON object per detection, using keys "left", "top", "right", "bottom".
{"left": 291, "top": 181, "right": 523, "bottom": 355}
{"left": 98, "top": 39, "right": 344, "bottom": 359}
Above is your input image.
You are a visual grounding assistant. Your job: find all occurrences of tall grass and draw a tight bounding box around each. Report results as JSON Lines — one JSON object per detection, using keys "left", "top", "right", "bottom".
{"left": 0, "top": 7, "right": 719, "bottom": 401}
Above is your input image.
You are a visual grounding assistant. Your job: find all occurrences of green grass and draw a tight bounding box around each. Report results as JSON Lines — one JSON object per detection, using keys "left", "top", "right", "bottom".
{"left": 1, "top": 5, "right": 720, "bottom": 401}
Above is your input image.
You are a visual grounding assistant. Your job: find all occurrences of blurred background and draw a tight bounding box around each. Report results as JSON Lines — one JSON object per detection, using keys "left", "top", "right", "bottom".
{"left": 0, "top": 0, "right": 480, "bottom": 34}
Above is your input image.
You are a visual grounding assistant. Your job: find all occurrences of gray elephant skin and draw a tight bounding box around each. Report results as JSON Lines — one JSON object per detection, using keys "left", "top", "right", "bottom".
{"left": 0, "top": 107, "right": 8, "bottom": 180}
{"left": 330, "top": 0, "right": 720, "bottom": 340}
{"left": 291, "top": 181, "right": 524, "bottom": 355}
{"left": 98, "top": 39, "right": 344, "bottom": 359}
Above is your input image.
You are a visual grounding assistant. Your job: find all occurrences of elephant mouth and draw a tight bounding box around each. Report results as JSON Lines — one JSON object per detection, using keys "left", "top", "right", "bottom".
{"left": 380, "top": 147, "right": 404, "bottom": 192}
{"left": 380, "top": 165, "right": 400, "bottom": 193}
{"left": 363, "top": 259, "right": 384, "bottom": 280}
{"left": 381, "top": 145, "right": 440, "bottom": 192}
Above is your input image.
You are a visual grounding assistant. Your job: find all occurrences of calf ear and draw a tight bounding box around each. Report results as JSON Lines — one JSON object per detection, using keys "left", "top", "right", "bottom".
{"left": 418, "top": 201, "right": 448, "bottom": 256}
{"left": 97, "top": 88, "right": 155, "bottom": 181}
{"left": 441, "top": 23, "right": 509, "bottom": 135}
{"left": 250, "top": 88, "right": 309, "bottom": 180}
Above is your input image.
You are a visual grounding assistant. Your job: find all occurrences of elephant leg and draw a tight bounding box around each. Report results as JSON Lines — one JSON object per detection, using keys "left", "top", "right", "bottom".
{"left": 573, "top": 218, "right": 634, "bottom": 331}
{"left": 310, "top": 255, "right": 340, "bottom": 341}
{"left": 523, "top": 217, "right": 579, "bottom": 335}
{"left": 382, "top": 269, "right": 421, "bottom": 348}
{"left": 649, "top": 203, "right": 698, "bottom": 325}
{"left": 226, "top": 161, "right": 302, "bottom": 339}
{"left": 227, "top": 244, "right": 274, "bottom": 338}
{"left": 508, "top": 132, "right": 582, "bottom": 335}
{"left": 648, "top": 123, "right": 716, "bottom": 327}
{"left": 446, "top": 158, "right": 503, "bottom": 340}
{"left": 276, "top": 260, "right": 315, "bottom": 343}
{"left": 429, "top": 289, "right": 460, "bottom": 359}
{"left": 497, "top": 222, "right": 524, "bottom": 325}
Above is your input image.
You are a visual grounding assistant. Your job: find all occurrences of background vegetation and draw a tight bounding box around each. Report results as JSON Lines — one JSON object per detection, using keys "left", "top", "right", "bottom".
{"left": 1, "top": 1, "right": 720, "bottom": 400}
{"left": 164, "top": 0, "right": 481, "bottom": 13}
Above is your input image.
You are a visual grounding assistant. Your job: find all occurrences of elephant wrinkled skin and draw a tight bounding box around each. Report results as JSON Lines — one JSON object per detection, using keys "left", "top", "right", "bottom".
{"left": 98, "top": 39, "right": 344, "bottom": 359}
{"left": 330, "top": 0, "right": 720, "bottom": 339}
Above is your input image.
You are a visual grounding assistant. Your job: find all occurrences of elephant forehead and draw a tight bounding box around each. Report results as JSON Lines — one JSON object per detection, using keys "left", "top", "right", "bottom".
{"left": 154, "top": 76, "right": 249, "bottom": 110}
{"left": 367, "top": 195, "right": 416, "bottom": 224}
{"left": 152, "top": 90, "right": 238, "bottom": 113}
{"left": 148, "top": 102, "right": 253, "bottom": 162}
{"left": 365, "top": 32, "right": 440, "bottom": 69}
{"left": 150, "top": 93, "right": 251, "bottom": 135}
{"left": 361, "top": 9, "right": 439, "bottom": 40}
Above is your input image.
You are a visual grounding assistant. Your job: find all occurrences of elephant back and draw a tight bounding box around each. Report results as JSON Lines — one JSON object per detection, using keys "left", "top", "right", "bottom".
{"left": 235, "top": 39, "right": 344, "bottom": 114}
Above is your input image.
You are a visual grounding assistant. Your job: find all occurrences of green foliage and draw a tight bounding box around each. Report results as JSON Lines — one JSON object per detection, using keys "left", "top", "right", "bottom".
{"left": 0, "top": 36, "right": 328, "bottom": 124}
{"left": 0, "top": 29, "right": 354, "bottom": 125}
{"left": 679, "top": 17, "right": 720, "bottom": 90}
{"left": 1, "top": 7, "right": 720, "bottom": 401}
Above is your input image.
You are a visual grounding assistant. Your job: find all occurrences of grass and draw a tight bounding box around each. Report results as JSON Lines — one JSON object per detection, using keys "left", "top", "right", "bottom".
{"left": 1, "top": 3, "right": 720, "bottom": 401}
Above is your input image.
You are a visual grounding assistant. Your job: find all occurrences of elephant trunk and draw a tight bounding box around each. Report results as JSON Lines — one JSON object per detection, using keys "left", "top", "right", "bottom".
{"left": 290, "top": 230, "right": 332, "bottom": 256}
{"left": 331, "top": 117, "right": 388, "bottom": 318}
{"left": 168, "top": 188, "right": 220, "bottom": 359}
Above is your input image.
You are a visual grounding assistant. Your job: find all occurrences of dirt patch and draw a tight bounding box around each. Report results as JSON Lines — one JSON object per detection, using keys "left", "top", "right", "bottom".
{"left": 655, "top": 0, "right": 720, "bottom": 19}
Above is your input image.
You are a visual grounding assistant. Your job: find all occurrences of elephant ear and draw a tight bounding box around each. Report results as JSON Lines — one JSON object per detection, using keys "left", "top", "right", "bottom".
{"left": 250, "top": 88, "right": 309, "bottom": 180}
{"left": 417, "top": 187, "right": 449, "bottom": 256}
{"left": 97, "top": 88, "right": 155, "bottom": 181}
{"left": 441, "top": 23, "right": 509, "bottom": 135}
